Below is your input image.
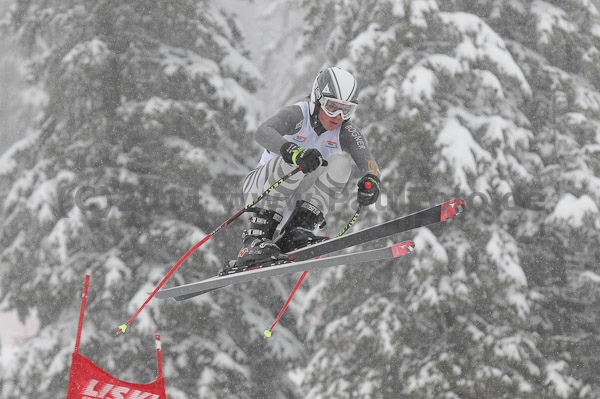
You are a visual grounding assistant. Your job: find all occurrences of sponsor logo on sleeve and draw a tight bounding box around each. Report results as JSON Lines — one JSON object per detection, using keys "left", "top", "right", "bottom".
{"left": 368, "top": 160, "right": 380, "bottom": 176}
{"left": 346, "top": 125, "right": 366, "bottom": 149}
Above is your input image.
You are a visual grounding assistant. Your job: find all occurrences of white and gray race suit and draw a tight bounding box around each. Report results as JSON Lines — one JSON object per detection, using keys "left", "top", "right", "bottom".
{"left": 242, "top": 100, "right": 381, "bottom": 217}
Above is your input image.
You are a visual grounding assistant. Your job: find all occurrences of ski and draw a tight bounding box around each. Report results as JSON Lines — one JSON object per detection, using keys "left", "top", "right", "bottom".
{"left": 287, "top": 198, "right": 466, "bottom": 262}
{"left": 155, "top": 241, "right": 416, "bottom": 301}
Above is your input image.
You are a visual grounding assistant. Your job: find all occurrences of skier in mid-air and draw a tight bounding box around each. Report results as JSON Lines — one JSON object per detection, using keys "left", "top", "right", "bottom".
{"left": 223, "top": 66, "right": 382, "bottom": 274}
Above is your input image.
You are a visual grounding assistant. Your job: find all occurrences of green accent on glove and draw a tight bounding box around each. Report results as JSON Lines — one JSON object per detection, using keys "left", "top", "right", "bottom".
{"left": 291, "top": 147, "right": 305, "bottom": 166}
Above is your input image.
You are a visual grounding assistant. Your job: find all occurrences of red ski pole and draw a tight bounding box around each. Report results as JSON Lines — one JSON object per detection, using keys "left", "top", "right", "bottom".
{"left": 117, "top": 167, "right": 302, "bottom": 334}
{"left": 265, "top": 205, "right": 363, "bottom": 338}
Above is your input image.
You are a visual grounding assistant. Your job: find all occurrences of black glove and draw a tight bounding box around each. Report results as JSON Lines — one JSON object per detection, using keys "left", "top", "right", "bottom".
{"left": 357, "top": 173, "right": 381, "bottom": 206}
{"left": 280, "top": 142, "right": 325, "bottom": 174}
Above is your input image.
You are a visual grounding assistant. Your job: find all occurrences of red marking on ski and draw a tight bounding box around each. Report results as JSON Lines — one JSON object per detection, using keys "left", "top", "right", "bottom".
{"left": 392, "top": 242, "right": 414, "bottom": 257}
{"left": 440, "top": 199, "right": 466, "bottom": 221}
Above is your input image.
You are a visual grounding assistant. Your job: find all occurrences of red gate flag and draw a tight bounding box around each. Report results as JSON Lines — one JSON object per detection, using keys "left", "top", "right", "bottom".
{"left": 67, "top": 352, "right": 165, "bottom": 399}
{"left": 67, "top": 275, "right": 166, "bottom": 399}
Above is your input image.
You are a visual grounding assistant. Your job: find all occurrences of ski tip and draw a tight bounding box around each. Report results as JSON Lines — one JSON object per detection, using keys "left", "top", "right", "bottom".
{"left": 264, "top": 329, "right": 272, "bottom": 338}
{"left": 441, "top": 198, "right": 467, "bottom": 222}
{"left": 392, "top": 241, "right": 416, "bottom": 257}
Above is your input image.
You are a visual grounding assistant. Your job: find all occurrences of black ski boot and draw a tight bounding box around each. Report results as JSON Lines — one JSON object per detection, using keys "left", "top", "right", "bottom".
{"left": 220, "top": 208, "right": 288, "bottom": 276}
{"left": 275, "top": 200, "right": 329, "bottom": 253}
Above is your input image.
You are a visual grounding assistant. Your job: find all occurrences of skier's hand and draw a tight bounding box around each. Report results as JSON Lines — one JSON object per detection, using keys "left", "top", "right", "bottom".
{"left": 280, "top": 142, "right": 325, "bottom": 174}
{"left": 357, "top": 173, "right": 380, "bottom": 206}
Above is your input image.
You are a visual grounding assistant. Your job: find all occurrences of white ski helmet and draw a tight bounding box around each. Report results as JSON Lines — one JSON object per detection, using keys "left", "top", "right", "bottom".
{"left": 310, "top": 66, "right": 359, "bottom": 120}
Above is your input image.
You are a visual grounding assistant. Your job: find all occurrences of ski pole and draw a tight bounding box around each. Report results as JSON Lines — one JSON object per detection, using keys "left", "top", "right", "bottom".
{"left": 265, "top": 204, "right": 362, "bottom": 338}
{"left": 117, "top": 166, "right": 304, "bottom": 335}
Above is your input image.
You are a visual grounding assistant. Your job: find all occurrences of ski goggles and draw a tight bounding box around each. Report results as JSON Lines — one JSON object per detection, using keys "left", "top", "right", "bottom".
{"left": 319, "top": 97, "right": 357, "bottom": 120}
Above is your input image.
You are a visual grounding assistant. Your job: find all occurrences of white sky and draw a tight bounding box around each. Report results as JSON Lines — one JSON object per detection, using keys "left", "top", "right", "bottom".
{"left": 0, "top": 310, "right": 39, "bottom": 366}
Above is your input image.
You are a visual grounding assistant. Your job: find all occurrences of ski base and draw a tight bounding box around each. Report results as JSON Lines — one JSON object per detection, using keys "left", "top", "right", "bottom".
{"left": 154, "top": 198, "right": 466, "bottom": 301}
{"left": 155, "top": 241, "right": 415, "bottom": 301}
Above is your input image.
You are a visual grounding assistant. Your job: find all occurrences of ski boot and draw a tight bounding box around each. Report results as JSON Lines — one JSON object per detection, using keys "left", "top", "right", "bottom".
{"left": 274, "top": 200, "right": 329, "bottom": 253}
{"left": 220, "top": 208, "right": 289, "bottom": 276}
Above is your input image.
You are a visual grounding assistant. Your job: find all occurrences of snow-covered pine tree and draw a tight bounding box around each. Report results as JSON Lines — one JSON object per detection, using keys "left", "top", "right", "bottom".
{"left": 502, "top": 0, "right": 600, "bottom": 397}
{"left": 0, "top": 1, "right": 302, "bottom": 398}
{"left": 230, "top": 0, "right": 310, "bottom": 115}
{"left": 296, "top": 0, "right": 600, "bottom": 397}
{"left": 0, "top": 28, "right": 34, "bottom": 154}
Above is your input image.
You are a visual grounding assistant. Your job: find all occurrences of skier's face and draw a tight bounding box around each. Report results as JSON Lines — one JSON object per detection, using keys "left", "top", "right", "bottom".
{"left": 318, "top": 108, "right": 344, "bottom": 131}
